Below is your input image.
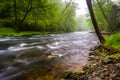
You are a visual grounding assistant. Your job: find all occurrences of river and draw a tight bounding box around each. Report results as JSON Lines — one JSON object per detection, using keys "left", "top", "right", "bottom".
{"left": 0, "top": 31, "right": 98, "bottom": 80}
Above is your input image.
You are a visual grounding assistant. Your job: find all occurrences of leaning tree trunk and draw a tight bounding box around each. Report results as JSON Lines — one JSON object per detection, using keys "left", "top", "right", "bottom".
{"left": 86, "top": 0, "right": 105, "bottom": 43}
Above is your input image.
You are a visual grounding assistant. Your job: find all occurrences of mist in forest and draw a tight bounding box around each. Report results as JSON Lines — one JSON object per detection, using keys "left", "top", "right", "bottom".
{"left": 75, "top": 14, "right": 91, "bottom": 31}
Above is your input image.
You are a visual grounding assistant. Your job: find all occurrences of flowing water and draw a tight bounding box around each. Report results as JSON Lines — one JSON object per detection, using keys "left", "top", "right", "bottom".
{"left": 0, "top": 31, "right": 98, "bottom": 80}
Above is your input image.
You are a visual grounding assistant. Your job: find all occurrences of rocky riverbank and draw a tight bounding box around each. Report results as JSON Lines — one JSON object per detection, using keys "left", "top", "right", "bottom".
{"left": 62, "top": 45, "right": 120, "bottom": 80}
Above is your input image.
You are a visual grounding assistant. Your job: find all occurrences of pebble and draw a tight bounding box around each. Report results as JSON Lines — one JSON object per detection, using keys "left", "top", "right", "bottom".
{"left": 115, "top": 63, "right": 120, "bottom": 68}
{"left": 102, "top": 58, "right": 113, "bottom": 64}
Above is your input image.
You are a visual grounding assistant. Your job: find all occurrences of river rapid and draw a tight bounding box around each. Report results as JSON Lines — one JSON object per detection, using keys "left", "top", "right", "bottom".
{"left": 0, "top": 31, "right": 98, "bottom": 80}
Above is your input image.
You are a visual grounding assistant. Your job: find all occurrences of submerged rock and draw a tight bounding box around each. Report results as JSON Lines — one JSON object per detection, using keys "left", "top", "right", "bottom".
{"left": 48, "top": 55, "right": 57, "bottom": 59}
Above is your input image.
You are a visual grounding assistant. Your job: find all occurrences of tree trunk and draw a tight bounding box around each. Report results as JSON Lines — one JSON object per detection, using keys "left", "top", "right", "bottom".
{"left": 58, "top": 0, "right": 72, "bottom": 28}
{"left": 61, "top": 0, "right": 72, "bottom": 15}
{"left": 58, "top": 0, "right": 72, "bottom": 22}
{"left": 86, "top": 0, "right": 105, "bottom": 43}
{"left": 96, "top": 0, "right": 111, "bottom": 28}
{"left": 13, "top": 0, "right": 19, "bottom": 32}
{"left": 21, "top": 0, "right": 32, "bottom": 25}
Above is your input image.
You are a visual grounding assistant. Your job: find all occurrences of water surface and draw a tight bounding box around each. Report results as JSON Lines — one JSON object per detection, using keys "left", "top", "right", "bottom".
{"left": 0, "top": 31, "right": 98, "bottom": 80}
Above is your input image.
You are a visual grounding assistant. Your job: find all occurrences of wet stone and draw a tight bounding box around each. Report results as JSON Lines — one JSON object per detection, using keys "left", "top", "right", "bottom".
{"left": 102, "top": 58, "right": 113, "bottom": 64}
{"left": 88, "top": 76, "right": 101, "bottom": 80}
{"left": 115, "top": 63, "right": 120, "bottom": 68}
{"left": 90, "top": 48, "right": 95, "bottom": 51}
{"left": 88, "top": 55, "right": 95, "bottom": 60}
{"left": 110, "top": 73, "right": 117, "bottom": 78}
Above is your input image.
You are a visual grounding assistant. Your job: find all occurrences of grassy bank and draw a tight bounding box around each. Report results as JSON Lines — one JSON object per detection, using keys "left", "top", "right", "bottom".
{"left": 0, "top": 27, "right": 63, "bottom": 37}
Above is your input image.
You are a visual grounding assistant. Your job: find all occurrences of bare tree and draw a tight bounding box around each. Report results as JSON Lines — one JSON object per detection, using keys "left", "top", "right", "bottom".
{"left": 86, "top": 0, "right": 105, "bottom": 43}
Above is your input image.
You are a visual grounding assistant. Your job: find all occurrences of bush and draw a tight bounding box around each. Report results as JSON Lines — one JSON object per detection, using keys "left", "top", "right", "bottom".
{"left": 105, "top": 33, "right": 120, "bottom": 49}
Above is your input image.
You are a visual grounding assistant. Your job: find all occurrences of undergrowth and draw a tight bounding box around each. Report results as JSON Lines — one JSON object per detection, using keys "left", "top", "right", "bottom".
{"left": 105, "top": 33, "right": 120, "bottom": 49}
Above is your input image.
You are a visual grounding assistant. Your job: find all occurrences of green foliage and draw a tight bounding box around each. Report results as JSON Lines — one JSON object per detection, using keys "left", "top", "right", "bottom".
{"left": 0, "top": 27, "right": 15, "bottom": 36}
{"left": 93, "top": 0, "right": 113, "bottom": 31}
{"left": 0, "top": 27, "right": 57, "bottom": 37}
{"left": 105, "top": 33, "right": 120, "bottom": 49}
{"left": 76, "top": 15, "right": 90, "bottom": 31}
{"left": 108, "top": 4, "right": 120, "bottom": 31}
{"left": 86, "top": 0, "right": 120, "bottom": 31}
{"left": 0, "top": 0, "right": 76, "bottom": 33}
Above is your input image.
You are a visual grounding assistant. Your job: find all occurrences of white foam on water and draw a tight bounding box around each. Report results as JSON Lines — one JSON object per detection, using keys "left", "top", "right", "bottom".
{"left": 92, "top": 41, "right": 98, "bottom": 44}
{"left": 7, "top": 46, "right": 34, "bottom": 51}
{"left": 0, "top": 37, "right": 19, "bottom": 42}
{"left": 36, "top": 46, "right": 45, "bottom": 49}
{"left": 29, "top": 37, "right": 40, "bottom": 40}
{"left": 20, "top": 43, "right": 28, "bottom": 47}
{"left": 51, "top": 51, "right": 68, "bottom": 57}
{"left": 0, "top": 39, "right": 10, "bottom": 41}
{"left": 0, "top": 50, "right": 6, "bottom": 54}
{"left": 51, "top": 52, "right": 63, "bottom": 57}
{"left": 52, "top": 42, "right": 59, "bottom": 46}
{"left": 47, "top": 44, "right": 60, "bottom": 49}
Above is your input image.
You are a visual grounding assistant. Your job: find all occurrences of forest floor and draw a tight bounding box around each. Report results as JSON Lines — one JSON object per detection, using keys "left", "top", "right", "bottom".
{"left": 62, "top": 45, "right": 120, "bottom": 80}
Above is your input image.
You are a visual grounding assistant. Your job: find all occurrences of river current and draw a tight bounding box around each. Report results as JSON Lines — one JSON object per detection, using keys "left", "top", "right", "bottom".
{"left": 0, "top": 31, "right": 98, "bottom": 80}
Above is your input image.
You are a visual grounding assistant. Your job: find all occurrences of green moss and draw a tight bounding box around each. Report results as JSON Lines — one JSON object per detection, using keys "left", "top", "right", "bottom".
{"left": 105, "top": 33, "right": 120, "bottom": 49}
{"left": 101, "top": 54, "right": 120, "bottom": 61}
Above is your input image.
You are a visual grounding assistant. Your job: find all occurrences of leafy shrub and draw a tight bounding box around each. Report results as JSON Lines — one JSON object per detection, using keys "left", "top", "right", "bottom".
{"left": 105, "top": 33, "right": 120, "bottom": 49}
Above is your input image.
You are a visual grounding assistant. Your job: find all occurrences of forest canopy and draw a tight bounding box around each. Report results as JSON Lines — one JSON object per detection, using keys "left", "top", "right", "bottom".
{"left": 0, "top": 0, "right": 77, "bottom": 32}
{"left": 0, "top": 0, "right": 120, "bottom": 33}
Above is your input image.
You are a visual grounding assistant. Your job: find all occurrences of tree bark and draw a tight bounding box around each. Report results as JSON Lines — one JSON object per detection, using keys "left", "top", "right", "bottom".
{"left": 14, "top": 0, "right": 19, "bottom": 32}
{"left": 86, "top": 0, "right": 105, "bottom": 43}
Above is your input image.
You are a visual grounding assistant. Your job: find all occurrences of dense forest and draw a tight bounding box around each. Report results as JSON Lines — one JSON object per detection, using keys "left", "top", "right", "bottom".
{"left": 0, "top": 0, "right": 76, "bottom": 33}
{"left": 0, "top": 0, "right": 120, "bottom": 34}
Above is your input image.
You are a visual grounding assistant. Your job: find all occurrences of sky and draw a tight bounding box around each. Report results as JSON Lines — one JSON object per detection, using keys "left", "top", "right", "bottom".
{"left": 62, "top": 0, "right": 119, "bottom": 16}
{"left": 61, "top": 0, "right": 88, "bottom": 16}
{"left": 74, "top": 0, "right": 87, "bottom": 16}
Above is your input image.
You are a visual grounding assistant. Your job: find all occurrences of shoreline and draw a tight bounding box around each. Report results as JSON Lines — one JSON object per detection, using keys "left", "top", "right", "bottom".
{"left": 62, "top": 45, "right": 120, "bottom": 80}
